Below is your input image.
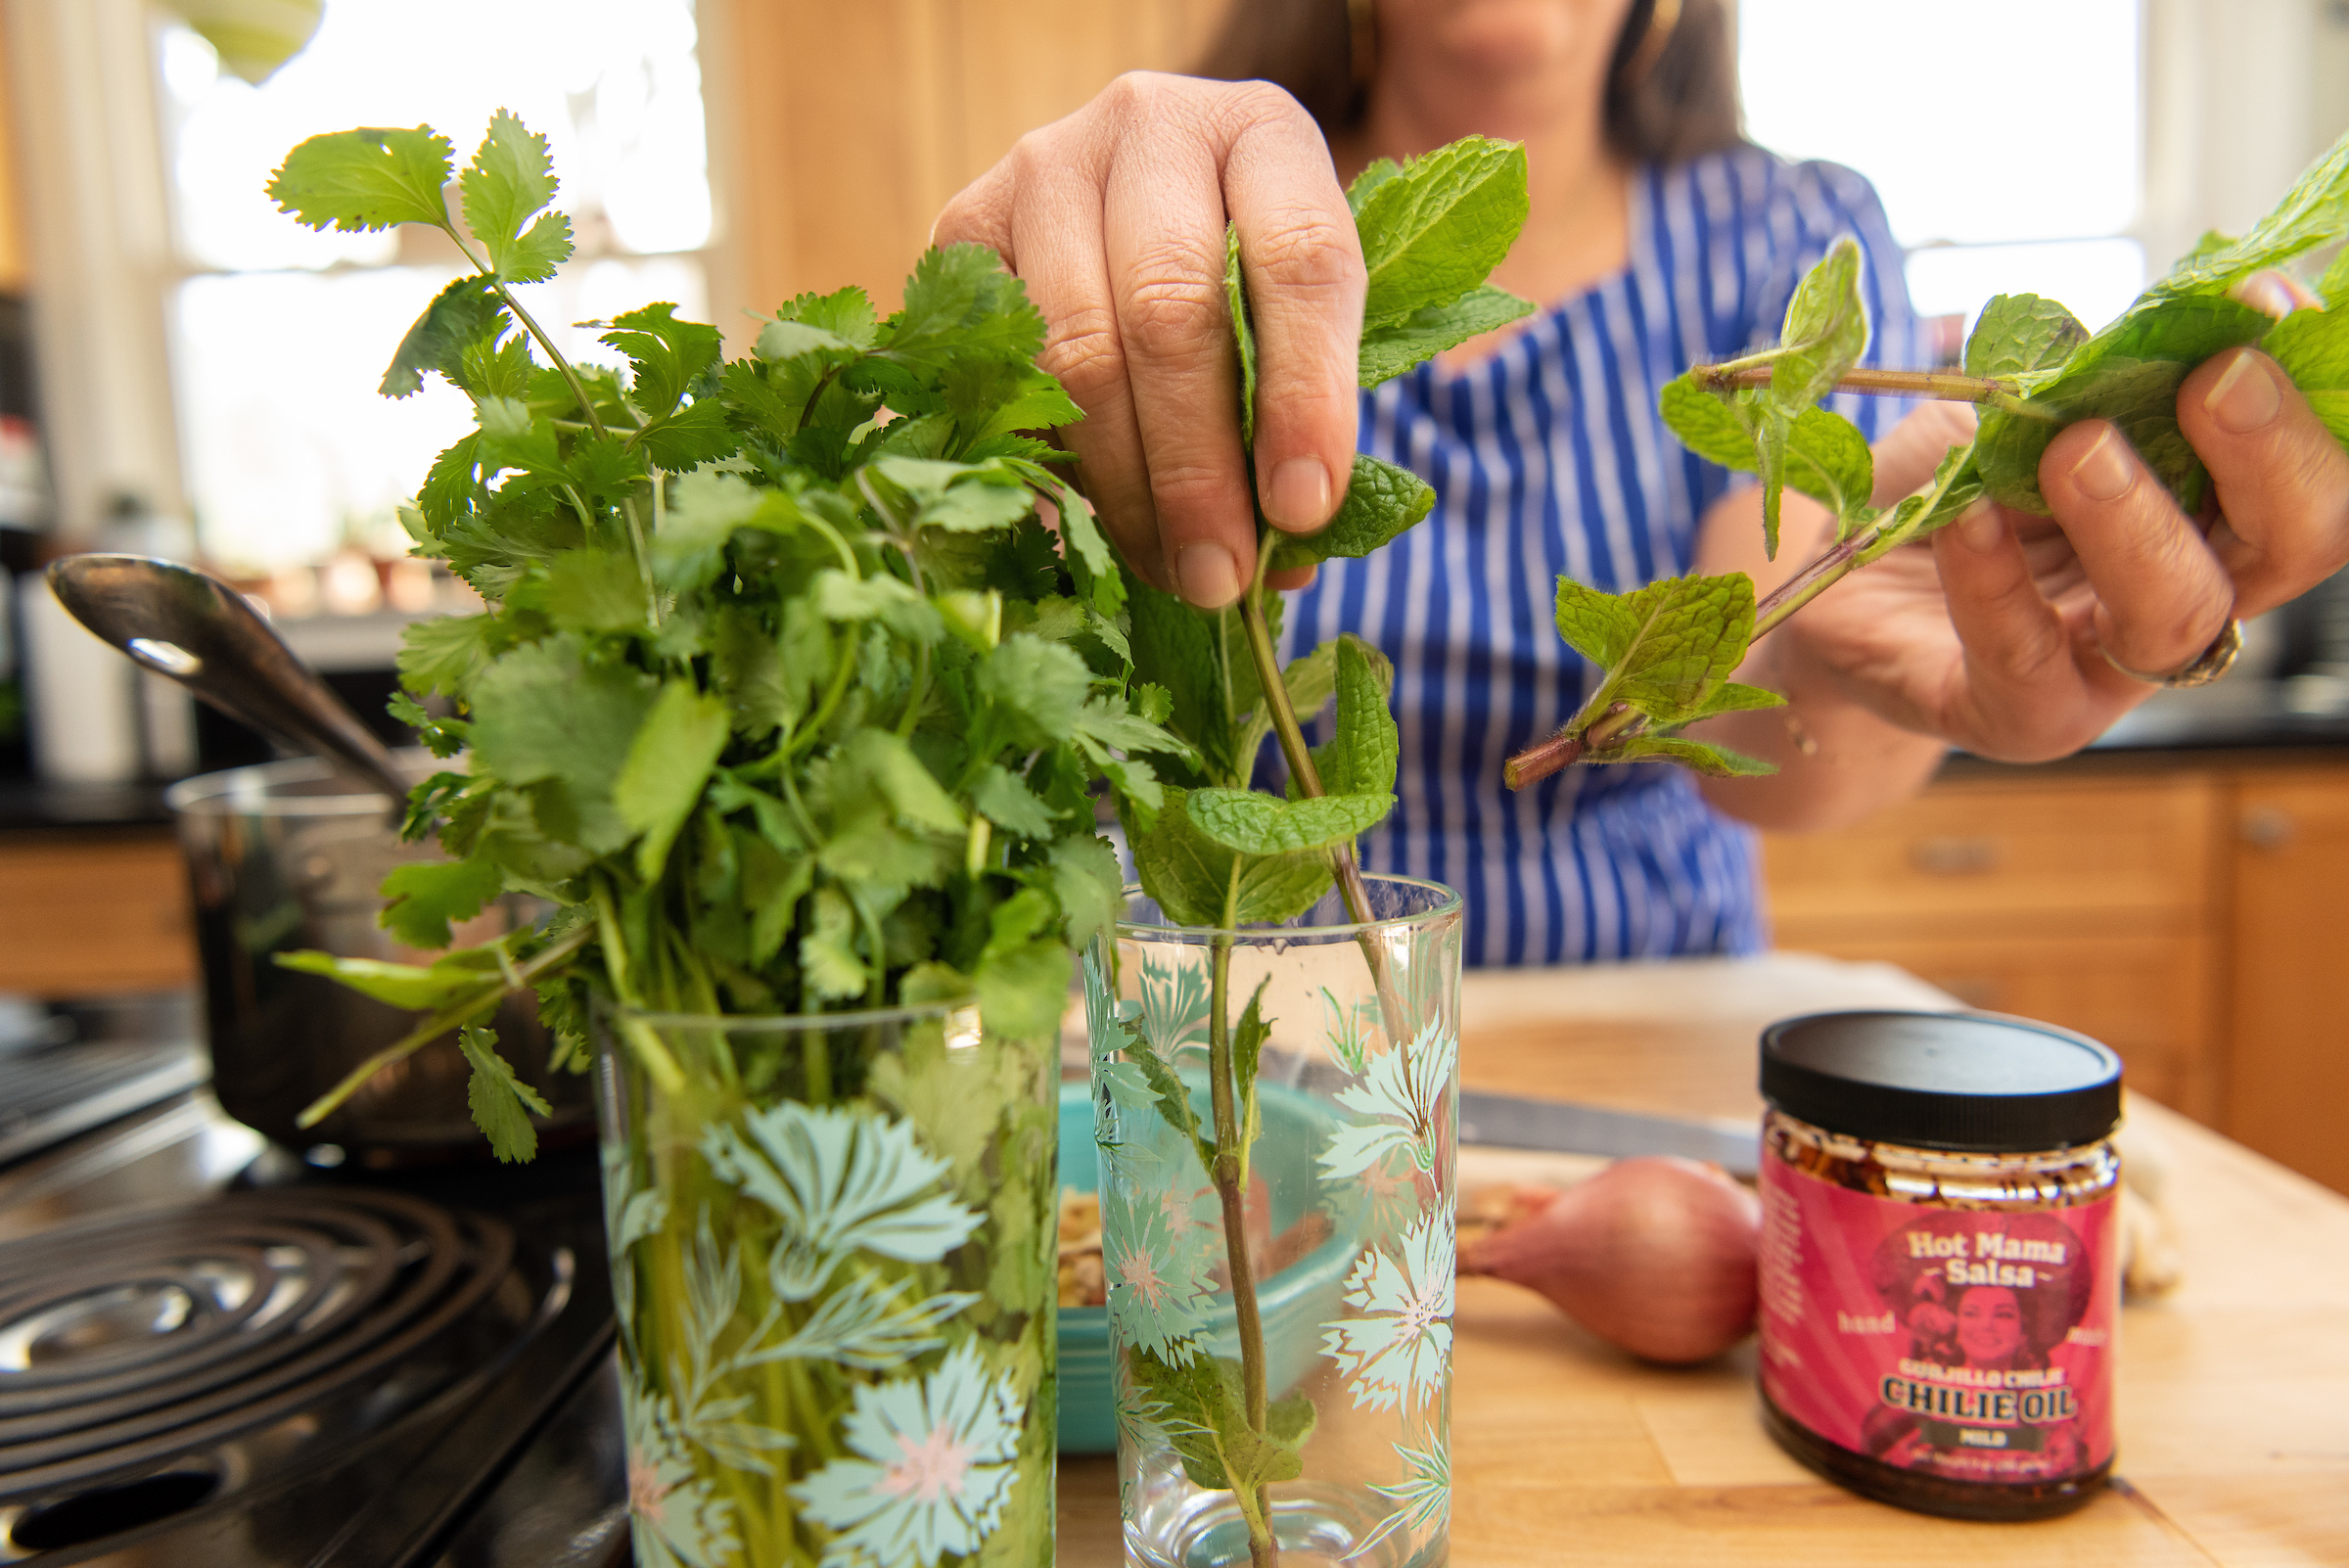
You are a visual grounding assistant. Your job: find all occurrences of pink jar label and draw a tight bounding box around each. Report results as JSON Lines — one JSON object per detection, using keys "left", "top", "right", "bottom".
{"left": 1759, "top": 1153, "right": 2117, "bottom": 1487}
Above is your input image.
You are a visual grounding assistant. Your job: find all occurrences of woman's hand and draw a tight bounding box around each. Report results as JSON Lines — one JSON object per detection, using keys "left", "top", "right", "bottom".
{"left": 1794, "top": 346, "right": 2349, "bottom": 762}
{"left": 1696, "top": 317, "right": 2349, "bottom": 829}
{"left": 933, "top": 72, "right": 1364, "bottom": 607}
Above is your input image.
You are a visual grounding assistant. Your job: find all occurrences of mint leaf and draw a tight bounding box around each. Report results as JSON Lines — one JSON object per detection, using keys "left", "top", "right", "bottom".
{"left": 1266, "top": 454, "right": 1435, "bottom": 571}
{"left": 1320, "top": 635, "right": 1400, "bottom": 797}
{"left": 615, "top": 682, "right": 730, "bottom": 879}
{"left": 1659, "top": 371, "right": 1760, "bottom": 468}
{"left": 1231, "top": 975, "right": 1272, "bottom": 1181}
{"left": 1785, "top": 406, "right": 1874, "bottom": 531}
{"left": 2142, "top": 129, "right": 2349, "bottom": 303}
{"left": 460, "top": 110, "right": 573, "bottom": 283}
{"left": 458, "top": 1024, "right": 550, "bottom": 1163}
{"left": 1557, "top": 571, "right": 1756, "bottom": 728}
{"left": 1974, "top": 294, "right": 2272, "bottom": 512}
{"left": 1772, "top": 237, "right": 1870, "bottom": 409}
{"left": 1964, "top": 294, "right": 2089, "bottom": 379}
{"left": 375, "top": 854, "right": 506, "bottom": 947}
{"left": 1589, "top": 734, "right": 1775, "bottom": 777}
{"left": 1354, "top": 136, "right": 1530, "bottom": 324}
{"left": 2265, "top": 305, "right": 2349, "bottom": 445}
{"left": 1226, "top": 223, "right": 1259, "bottom": 447}
{"left": 1346, "top": 158, "right": 1402, "bottom": 216}
{"left": 1185, "top": 788, "right": 1394, "bottom": 855}
{"left": 268, "top": 125, "right": 454, "bottom": 233}
{"left": 1358, "top": 285, "right": 1537, "bottom": 387}
{"left": 380, "top": 276, "right": 504, "bottom": 397}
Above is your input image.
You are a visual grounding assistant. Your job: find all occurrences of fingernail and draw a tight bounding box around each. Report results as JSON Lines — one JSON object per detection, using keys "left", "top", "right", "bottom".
{"left": 1953, "top": 499, "right": 2004, "bottom": 554}
{"left": 2069, "top": 427, "right": 2134, "bottom": 501}
{"left": 2205, "top": 350, "right": 2281, "bottom": 435}
{"left": 1267, "top": 456, "right": 1333, "bottom": 530}
{"left": 2231, "top": 274, "right": 2296, "bottom": 320}
{"left": 1174, "top": 542, "right": 1241, "bottom": 608}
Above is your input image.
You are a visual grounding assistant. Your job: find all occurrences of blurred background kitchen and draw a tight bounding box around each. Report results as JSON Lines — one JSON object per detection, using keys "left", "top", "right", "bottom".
{"left": 0, "top": 0, "right": 2343, "bottom": 1190}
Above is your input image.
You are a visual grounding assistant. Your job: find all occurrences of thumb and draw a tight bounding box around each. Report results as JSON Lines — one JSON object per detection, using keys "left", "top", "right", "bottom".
{"left": 1869, "top": 401, "right": 1979, "bottom": 507}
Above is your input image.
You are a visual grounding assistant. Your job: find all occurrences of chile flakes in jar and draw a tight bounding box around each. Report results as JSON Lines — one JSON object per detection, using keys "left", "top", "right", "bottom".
{"left": 1756, "top": 1010, "right": 2124, "bottom": 1521}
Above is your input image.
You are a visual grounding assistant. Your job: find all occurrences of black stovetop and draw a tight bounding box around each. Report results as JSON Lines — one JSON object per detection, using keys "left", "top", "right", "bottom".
{"left": 0, "top": 1090, "right": 630, "bottom": 1568}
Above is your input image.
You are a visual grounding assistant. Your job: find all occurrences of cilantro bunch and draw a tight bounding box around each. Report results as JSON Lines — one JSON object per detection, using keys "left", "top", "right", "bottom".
{"left": 1506, "top": 125, "right": 2349, "bottom": 788}
{"left": 266, "top": 114, "right": 1186, "bottom": 1158}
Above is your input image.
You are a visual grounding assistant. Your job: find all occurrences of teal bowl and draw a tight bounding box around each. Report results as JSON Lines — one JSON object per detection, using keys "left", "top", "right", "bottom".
{"left": 1055, "top": 1080, "right": 1362, "bottom": 1453}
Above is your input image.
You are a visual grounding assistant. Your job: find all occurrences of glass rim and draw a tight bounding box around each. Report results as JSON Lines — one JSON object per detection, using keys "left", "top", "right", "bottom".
{"left": 607, "top": 995, "right": 980, "bottom": 1032}
{"left": 1112, "top": 872, "right": 1463, "bottom": 942}
{"left": 164, "top": 751, "right": 438, "bottom": 818}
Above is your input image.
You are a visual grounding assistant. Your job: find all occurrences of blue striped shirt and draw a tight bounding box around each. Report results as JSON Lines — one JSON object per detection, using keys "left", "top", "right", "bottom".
{"left": 1278, "top": 146, "right": 1923, "bottom": 967}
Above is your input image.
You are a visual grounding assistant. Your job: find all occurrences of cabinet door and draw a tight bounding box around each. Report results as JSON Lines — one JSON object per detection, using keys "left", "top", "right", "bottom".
{"left": 0, "top": 832, "right": 195, "bottom": 996}
{"left": 2227, "top": 775, "right": 2349, "bottom": 1196}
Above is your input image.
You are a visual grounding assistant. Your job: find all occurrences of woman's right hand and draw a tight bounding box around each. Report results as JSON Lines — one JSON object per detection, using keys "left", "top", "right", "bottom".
{"left": 933, "top": 72, "right": 1366, "bottom": 607}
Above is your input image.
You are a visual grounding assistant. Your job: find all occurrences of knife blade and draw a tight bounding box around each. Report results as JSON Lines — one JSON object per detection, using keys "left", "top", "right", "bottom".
{"left": 1455, "top": 1088, "right": 1759, "bottom": 1178}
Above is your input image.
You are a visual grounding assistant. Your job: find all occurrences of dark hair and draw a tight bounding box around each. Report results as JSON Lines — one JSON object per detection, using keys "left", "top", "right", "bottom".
{"left": 1192, "top": 0, "right": 1744, "bottom": 165}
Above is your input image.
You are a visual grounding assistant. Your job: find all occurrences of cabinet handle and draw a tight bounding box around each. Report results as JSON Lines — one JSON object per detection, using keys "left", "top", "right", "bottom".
{"left": 2239, "top": 806, "right": 2296, "bottom": 850}
{"left": 1909, "top": 836, "right": 2003, "bottom": 875}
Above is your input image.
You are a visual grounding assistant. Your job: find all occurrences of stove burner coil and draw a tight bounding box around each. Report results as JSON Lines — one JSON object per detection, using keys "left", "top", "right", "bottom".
{"left": 0, "top": 1189, "right": 515, "bottom": 1505}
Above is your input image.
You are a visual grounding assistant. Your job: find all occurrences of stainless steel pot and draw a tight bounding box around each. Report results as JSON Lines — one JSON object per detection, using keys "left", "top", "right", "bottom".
{"left": 165, "top": 755, "right": 592, "bottom": 1164}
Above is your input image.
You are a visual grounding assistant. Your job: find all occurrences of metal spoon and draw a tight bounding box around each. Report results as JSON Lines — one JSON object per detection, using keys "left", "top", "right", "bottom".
{"left": 45, "top": 553, "right": 414, "bottom": 806}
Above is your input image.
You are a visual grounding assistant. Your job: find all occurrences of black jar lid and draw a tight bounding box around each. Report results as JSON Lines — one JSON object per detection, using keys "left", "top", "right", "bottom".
{"left": 1760, "top": 1011, "right": 2123, "bottom": 1153}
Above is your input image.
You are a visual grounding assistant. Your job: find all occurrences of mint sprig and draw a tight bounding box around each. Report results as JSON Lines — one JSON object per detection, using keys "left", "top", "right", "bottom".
{"left": 264, "top": 115, "right": 1185, "bottom": 1153}
{"left": 1505, "top": 123, "right": 2349, "bottom": 791}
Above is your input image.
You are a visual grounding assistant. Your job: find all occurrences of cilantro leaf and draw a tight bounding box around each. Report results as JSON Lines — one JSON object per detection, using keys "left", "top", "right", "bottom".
{"left": 978, "top": 635, "right": 1091, "bottom": 746}
{"left": 601, "top": 302, "right": 722, "bottom": 421}
{"left": 375, "top": 853, "right": 507, "bottom": 948}
{"left": 396, "top": 613, "right": 501, "bottom": 700}
{"left": 380, "top": 276, "right": 505, "bottom": 398}
{"left": 268, "top": 126, "right": 454, "bottom": 233}
{"left": 972, "top": 764, "right": 1059, "bottom": 837}
{"left": 458, "top": 1025, "right": 551, "bottom": 1163}
{"left": 615, "top": 681, "right": 731, "bottom": 879}
{"left": 468, "top": 635, "right": 661, "bottom": 854}
{"left": 459, "top": 110, "right": 574, "bottom": 283}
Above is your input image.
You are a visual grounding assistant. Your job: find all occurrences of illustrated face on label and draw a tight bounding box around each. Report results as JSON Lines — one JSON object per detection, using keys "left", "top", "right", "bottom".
{"left": 1757, "top": 1152, "right": 2117, "bottom": 1489}
{"left": 1956, "top": 1286, "right": 2024, "bottom": 1368}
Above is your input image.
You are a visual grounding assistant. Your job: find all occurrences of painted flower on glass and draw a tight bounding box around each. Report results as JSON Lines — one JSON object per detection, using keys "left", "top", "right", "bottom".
{"left": 1137, "top": 951, "right": 1211, "bottom": 1059}
{"left": 1102, "top": 1181, "right": 1217, "bottom": 1363}
{"left": 700, "top": 1100, "right": 983, "bottom": 1300}
{"left": 1319, "top": 1019, "right": 1456, "bottom": 1182}
{"left": 1322, "top": 1206, "right": 1454, "bottom": 1412}
{"left": 1355, "top": 1425, "right": 1451, "bottom": 1556}
{"left": 622, "top": 1385, "right": 742, "bottom": 1568}
{"left": 1084, "top": 953, "right": 1157, "bottom": 1163}
{"left": 790, "top": 1339, "right": 1023, "bottom": 1568}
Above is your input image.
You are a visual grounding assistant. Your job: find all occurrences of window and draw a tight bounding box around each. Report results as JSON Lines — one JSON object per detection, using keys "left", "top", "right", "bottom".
{"left": 1739, "top": 0, "right": 2146, "bottom": 347}
{"left": 154, "top": 0, "right": 714, "bottom": 574}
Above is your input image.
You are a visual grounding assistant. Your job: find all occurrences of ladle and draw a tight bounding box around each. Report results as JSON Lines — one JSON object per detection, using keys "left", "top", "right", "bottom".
{"left": 45, "top": 553, "right": 414, "bottom": 807}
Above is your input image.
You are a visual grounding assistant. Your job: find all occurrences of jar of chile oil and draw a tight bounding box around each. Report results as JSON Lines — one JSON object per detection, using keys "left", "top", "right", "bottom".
{"left": 1756, "top": 1010, "right": 2124, "bottom": 1521}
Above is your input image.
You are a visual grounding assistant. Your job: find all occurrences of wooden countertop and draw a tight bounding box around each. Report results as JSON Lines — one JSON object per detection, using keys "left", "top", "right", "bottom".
{"left": 1055, "top": 952, "right": 2349, "bottom": 1564}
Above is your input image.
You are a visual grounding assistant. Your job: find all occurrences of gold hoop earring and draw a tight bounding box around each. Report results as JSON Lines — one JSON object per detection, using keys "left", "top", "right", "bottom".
{"left": 1348, "top": 0, "right": 1379, "bottom": 95}
{"left": 1621, "top": 0, "right": 1682, "bottom": 87}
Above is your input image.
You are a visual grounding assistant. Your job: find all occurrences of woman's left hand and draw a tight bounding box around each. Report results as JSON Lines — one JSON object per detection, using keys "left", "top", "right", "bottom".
{"left": 1780, "top": 338, "right": 2349, "bottom": 764}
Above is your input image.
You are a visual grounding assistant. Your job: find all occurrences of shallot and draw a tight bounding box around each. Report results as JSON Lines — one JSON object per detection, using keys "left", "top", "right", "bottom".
{"left": 1457, "top": 1156, "right": 1762, "bottom": 1364}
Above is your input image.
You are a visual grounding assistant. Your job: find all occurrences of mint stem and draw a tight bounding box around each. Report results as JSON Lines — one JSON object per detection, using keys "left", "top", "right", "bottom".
{"left": 1694, "top": 363, "right": 2055, "bottom": 422}
{"left": 1205, "top": 919, "right": 1276, "bottom": 1568}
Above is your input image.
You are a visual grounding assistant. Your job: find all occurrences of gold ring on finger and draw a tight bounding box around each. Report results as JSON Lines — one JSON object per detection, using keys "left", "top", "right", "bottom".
{"left": 2100, "top": 618, "right": 2244, "bottom": 689}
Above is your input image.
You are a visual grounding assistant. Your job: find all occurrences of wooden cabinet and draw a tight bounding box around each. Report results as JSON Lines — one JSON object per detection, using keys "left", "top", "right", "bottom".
{"left": 1763, "top": 757, "right": 2349, "bottom": 1195}
{"left": 0, "top": 830, "right": 195, "bottom": 996}
{"left": 2223, "top": 769, "right": 2349, "bottom": 1196}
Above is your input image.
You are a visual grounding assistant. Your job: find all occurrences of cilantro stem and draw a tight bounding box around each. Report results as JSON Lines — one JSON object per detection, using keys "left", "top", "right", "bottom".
{"left": 440, "top": 223, "right": 610, "bottom": 443}
{"left": 1693, "top": 363, "right": 2056, "bottom": 422}
{"left": 294, "top": 919, "right": 597, "bottom": 1129}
